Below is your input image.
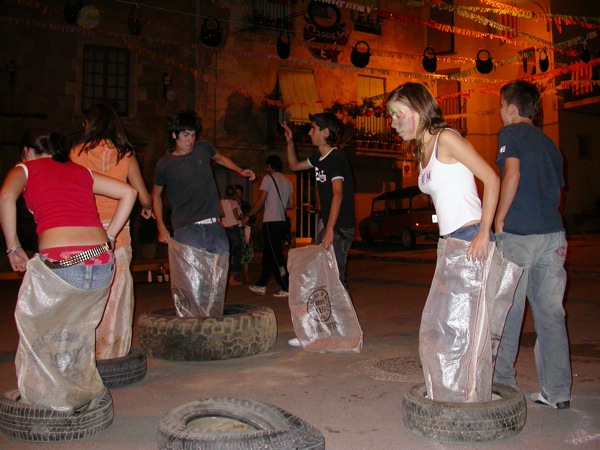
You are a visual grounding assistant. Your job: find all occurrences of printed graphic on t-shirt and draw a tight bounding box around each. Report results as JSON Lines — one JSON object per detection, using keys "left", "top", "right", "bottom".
{"left": 420, "top": 170, "right": 431, "bottom": 185}
{"left": 315, "top": 168, "right": 327, "bottom": 183}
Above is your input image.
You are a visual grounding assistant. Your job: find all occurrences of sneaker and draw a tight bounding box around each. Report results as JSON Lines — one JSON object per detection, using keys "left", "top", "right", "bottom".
{"left": 530, "top": 392, "right": 570, "bottom": 409}
{"left": 248, "top": 285, "right": 266, "bottom": 295}
{"left": 273, "top": 290, "right": 289, "bottom": 298}
{"left": 288, "top": 338, "right": 301, "bottom": 347}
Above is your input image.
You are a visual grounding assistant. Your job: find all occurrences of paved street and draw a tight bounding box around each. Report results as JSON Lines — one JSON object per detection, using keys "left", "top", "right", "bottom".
{"left": 0, "top": 235, "right": 599, "bottom": 449}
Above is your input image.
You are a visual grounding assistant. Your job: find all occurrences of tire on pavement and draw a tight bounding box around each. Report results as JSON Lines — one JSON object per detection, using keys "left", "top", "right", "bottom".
{"left": 137, "top": 304, "right": 277, "bottom": 361}
{"left": 359, "top": 223, "right": 373, "bottom": 246}
{"left": 400, "top": 228, "right": 416, "bottom": 249}
{"left": 157, "top": 397, "right": 325, "bottom": 450}
{"left": 0, "top": 388, "right": 113, "bottom": 442}
{"left": 402, "top": 383, "right": 526, "bottom": 443}
{"left": 96, "top": 347, "right": 147, "bottom": 389}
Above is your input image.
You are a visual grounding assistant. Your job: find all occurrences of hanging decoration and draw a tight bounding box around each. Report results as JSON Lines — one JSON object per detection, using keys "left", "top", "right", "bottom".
{"left": 539, "top": 48, "right": 549, "bottom": 73}
{"left": 476, "top": 50, "right": 494, "bottom": 74}
{"left": 200, "top": 16, "right": 223, "bottom": 47}
{"left": 77, "top": 5, "right": 99, "bottom": 30}
{"left": 128, "top": 4, "right": 143, "bottom": 36}
{"left": 5, "top": 0, "right": 600, "bottom": 114}
{"left": 578, "top": 39, "right": 591, "bottom": 63}
{"left": 64, "top": 0, "right": 83, "bottom": 24}
{"left": 350, "top": 41, "right": 371, "bottom": 68}
{"left": 277, "top": 30, "right": 291, "bottom": 60}
{"left": 422, "top": 47, "right": 437, "bottom": 73}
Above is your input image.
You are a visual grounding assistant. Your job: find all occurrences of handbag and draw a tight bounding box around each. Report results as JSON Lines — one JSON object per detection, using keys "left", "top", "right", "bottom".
{"left": 269, "top": 174, "right": 293, "bottom": 246}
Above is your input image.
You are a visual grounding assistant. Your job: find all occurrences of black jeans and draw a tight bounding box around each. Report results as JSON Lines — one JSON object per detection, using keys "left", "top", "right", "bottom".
{"left": 256, "top": 221, "right": 289, "bottom": 291}
{"left": 224, "top": 226, "right": 242, "bottom": 276}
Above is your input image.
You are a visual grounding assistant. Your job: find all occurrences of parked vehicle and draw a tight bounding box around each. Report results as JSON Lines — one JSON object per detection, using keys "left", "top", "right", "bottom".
{"left": 358, "top": 186, "right": 438, "bottom": 249}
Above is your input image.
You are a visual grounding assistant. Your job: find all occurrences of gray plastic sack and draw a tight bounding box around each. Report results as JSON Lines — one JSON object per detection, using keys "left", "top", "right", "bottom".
{"left": 287, "top": 245, "right": 363, "bottom": 353}
{"left": 168, "top": 238, "right": 228, "bottom": 318}
{"left": 95, "top": 245, "right": 134, "bottom": 359}
{"left": 15, "top": 256, "right": 110, "bottom": 413}
{"left": 419, "top": 238, "right": 523, "bottom": 402}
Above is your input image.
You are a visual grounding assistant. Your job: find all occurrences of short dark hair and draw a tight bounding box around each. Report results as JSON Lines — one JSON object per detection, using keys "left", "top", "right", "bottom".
{"left": 500, "top": 80, "right": 541, "bottom": 119}
{"left": 266, "top": 154, "right": 283, "bottom": 172}
{"left": 167, "top": 110, "right": 202, "bottom": 144}
{"left": 309, "top": 112, "right": 341, "bottom": 146}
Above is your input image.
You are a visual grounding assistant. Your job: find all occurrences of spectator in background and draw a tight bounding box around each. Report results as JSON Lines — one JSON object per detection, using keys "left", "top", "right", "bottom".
{"left": 235, "top": 184, "right": 254, "bottom": 284}
{"left": 220, "top": 185, "right": 243, "bottom": 286}
{"left": 246, "top": 155, "right": 293, "bottom": 298}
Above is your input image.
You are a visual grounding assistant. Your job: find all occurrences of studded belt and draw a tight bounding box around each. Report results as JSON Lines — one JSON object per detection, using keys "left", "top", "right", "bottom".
{"left": 43, "top": 242, "right": 112, "bottom": 269}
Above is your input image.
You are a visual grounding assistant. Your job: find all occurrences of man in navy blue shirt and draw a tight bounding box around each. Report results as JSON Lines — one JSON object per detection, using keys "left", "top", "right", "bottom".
{"left": 493, "top": 81, "right": 571, "bottom": 410}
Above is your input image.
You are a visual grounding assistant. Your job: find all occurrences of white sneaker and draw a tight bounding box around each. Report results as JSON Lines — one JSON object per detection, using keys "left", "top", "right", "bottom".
{"left": 248, "top": 285, "right": 266, "bottom": 295}
{"left": 288, "top": 338, "right": 301, "bottom": 347}
{"left": 273, "top": 290, "right": 289, "bottom": 297}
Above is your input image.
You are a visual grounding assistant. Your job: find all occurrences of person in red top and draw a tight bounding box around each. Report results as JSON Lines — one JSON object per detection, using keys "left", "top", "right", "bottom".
{"left": 0, "top": 128, "right": 136, "bottom": 414}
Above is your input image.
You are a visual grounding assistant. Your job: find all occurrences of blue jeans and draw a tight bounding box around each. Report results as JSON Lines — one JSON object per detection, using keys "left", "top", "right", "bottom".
{"left": 316, "top": 227, "right": 354, "bottom": 286}
{"left": 493, "top": 231, "right": 571, "bottom": 404}
{"left": 174, "top": 221, "right": 229, "bottom": 254}
{"left": 444, "top": 223, "right": 495, "bottom": 242}
{"left": 49, "top": 260, "right": 114, "bottom": 290}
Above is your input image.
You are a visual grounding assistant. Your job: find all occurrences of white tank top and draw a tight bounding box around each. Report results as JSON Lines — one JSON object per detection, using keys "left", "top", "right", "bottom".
{"left": 418, "top": 129, "right": 482, "bottom": 235}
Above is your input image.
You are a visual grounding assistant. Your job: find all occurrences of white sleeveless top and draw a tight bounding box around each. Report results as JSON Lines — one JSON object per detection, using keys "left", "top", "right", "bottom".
{"left": 418, "top": 129, "right": 482, "bottom": 235}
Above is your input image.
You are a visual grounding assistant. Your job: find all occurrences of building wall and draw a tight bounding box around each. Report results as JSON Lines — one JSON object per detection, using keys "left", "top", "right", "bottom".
{"left": 2, "top": 0, "right": 597, "bottom": 241}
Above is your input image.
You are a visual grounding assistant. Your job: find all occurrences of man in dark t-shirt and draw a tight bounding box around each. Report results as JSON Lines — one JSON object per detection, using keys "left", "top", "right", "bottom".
{"left": 153, "top": 110, "right": 255, "bottom": 252}
{"left": 493, "top": 81, "right": 571, "bottom": 410}
{"left": 282, "top": 112, "right": 355, "bottom": 286}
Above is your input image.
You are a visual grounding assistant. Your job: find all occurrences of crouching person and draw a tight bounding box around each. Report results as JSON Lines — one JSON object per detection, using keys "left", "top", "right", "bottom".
{"left": 0, "top": 128, "right": 136, "bottom": 413}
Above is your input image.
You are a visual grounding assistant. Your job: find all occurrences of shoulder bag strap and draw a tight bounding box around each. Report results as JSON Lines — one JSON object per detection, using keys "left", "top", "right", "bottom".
{"left": 269, "top": 174, "right": 287, "bottom": 215}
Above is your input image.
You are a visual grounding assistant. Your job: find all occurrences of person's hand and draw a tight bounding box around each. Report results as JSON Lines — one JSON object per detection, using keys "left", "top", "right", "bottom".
{"left": 321, "top": 228, "right": 334, "bottom": 250}
{"left": 281, "top": 122, "right": 293, "bottom": 142}
{"left": 8, "top": 247, "right": 29, "bottom": 272}
{"left": 141, "top": 207, "right": 154, "bottom": 219}
{"left": 158, "top": 228, "right": 171, "bottom": 244}
{"left": 466, "top": 229, "right": 490, "bottom": 261}
{"left": 240, "top": 168, "right": 256, "bottom": 181}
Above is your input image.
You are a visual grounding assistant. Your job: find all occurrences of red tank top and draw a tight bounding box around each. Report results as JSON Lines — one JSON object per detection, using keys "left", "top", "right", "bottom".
{"left": 19, "top": 158, "right": 103, "bottom": 235}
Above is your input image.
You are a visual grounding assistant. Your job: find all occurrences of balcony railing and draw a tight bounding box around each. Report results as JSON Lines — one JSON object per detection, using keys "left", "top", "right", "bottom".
{"left": 268, "top": 106, "right": 405, "bottom": 157}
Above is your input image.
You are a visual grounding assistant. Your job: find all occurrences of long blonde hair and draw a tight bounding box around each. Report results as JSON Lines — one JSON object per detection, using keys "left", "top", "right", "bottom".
{"left": 386, "top": 82, "right": 447, "bottom": 164}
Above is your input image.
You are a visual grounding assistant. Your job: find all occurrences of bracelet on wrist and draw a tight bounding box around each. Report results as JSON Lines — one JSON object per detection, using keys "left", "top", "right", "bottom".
{"left": 6, "top": 244, "right": 21, "bottom": 256}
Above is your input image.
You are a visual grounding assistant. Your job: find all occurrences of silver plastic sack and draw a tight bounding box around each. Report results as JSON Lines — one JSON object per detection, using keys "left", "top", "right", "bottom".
{"left": 168, "top": 238, "right": 228, "bottom": 318}
{"left": 95, "top": 245, "right": 134, "bottom": 359}
{"left": 14, "top": 256, "right": 110, "bottom": 413}
{"left": 287, "top": 245, "right": 363, "bottom": 353}
{"left": 419, "top": 238, "right": 523, "bottom": 402}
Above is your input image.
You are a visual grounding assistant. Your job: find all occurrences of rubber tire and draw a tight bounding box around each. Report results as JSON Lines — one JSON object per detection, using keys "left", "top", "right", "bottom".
{"left": 137, "top": 304, "right": 277, "bottom": 361}
{"left": 359, "top": 223, "right": 373, "bottom": 246}
{"left": 97, "top": 347, "right": 147, "bottom": 389}
{"left": 400, "top": 228, "right": 416, "bottom": 249}
{"left": 402, "top": 383, "right": 526, "bottom": 443}
{"left": 157, "top": 397, "right": 325, "bottom": 450}
{"left": 0, "top": 388, "right": 113, "bottom": 442}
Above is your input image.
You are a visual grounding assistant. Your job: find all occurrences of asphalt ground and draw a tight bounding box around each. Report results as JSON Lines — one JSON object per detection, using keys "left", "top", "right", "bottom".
{"left": 0, "top": 235, "right": 599, "bottom": 449}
